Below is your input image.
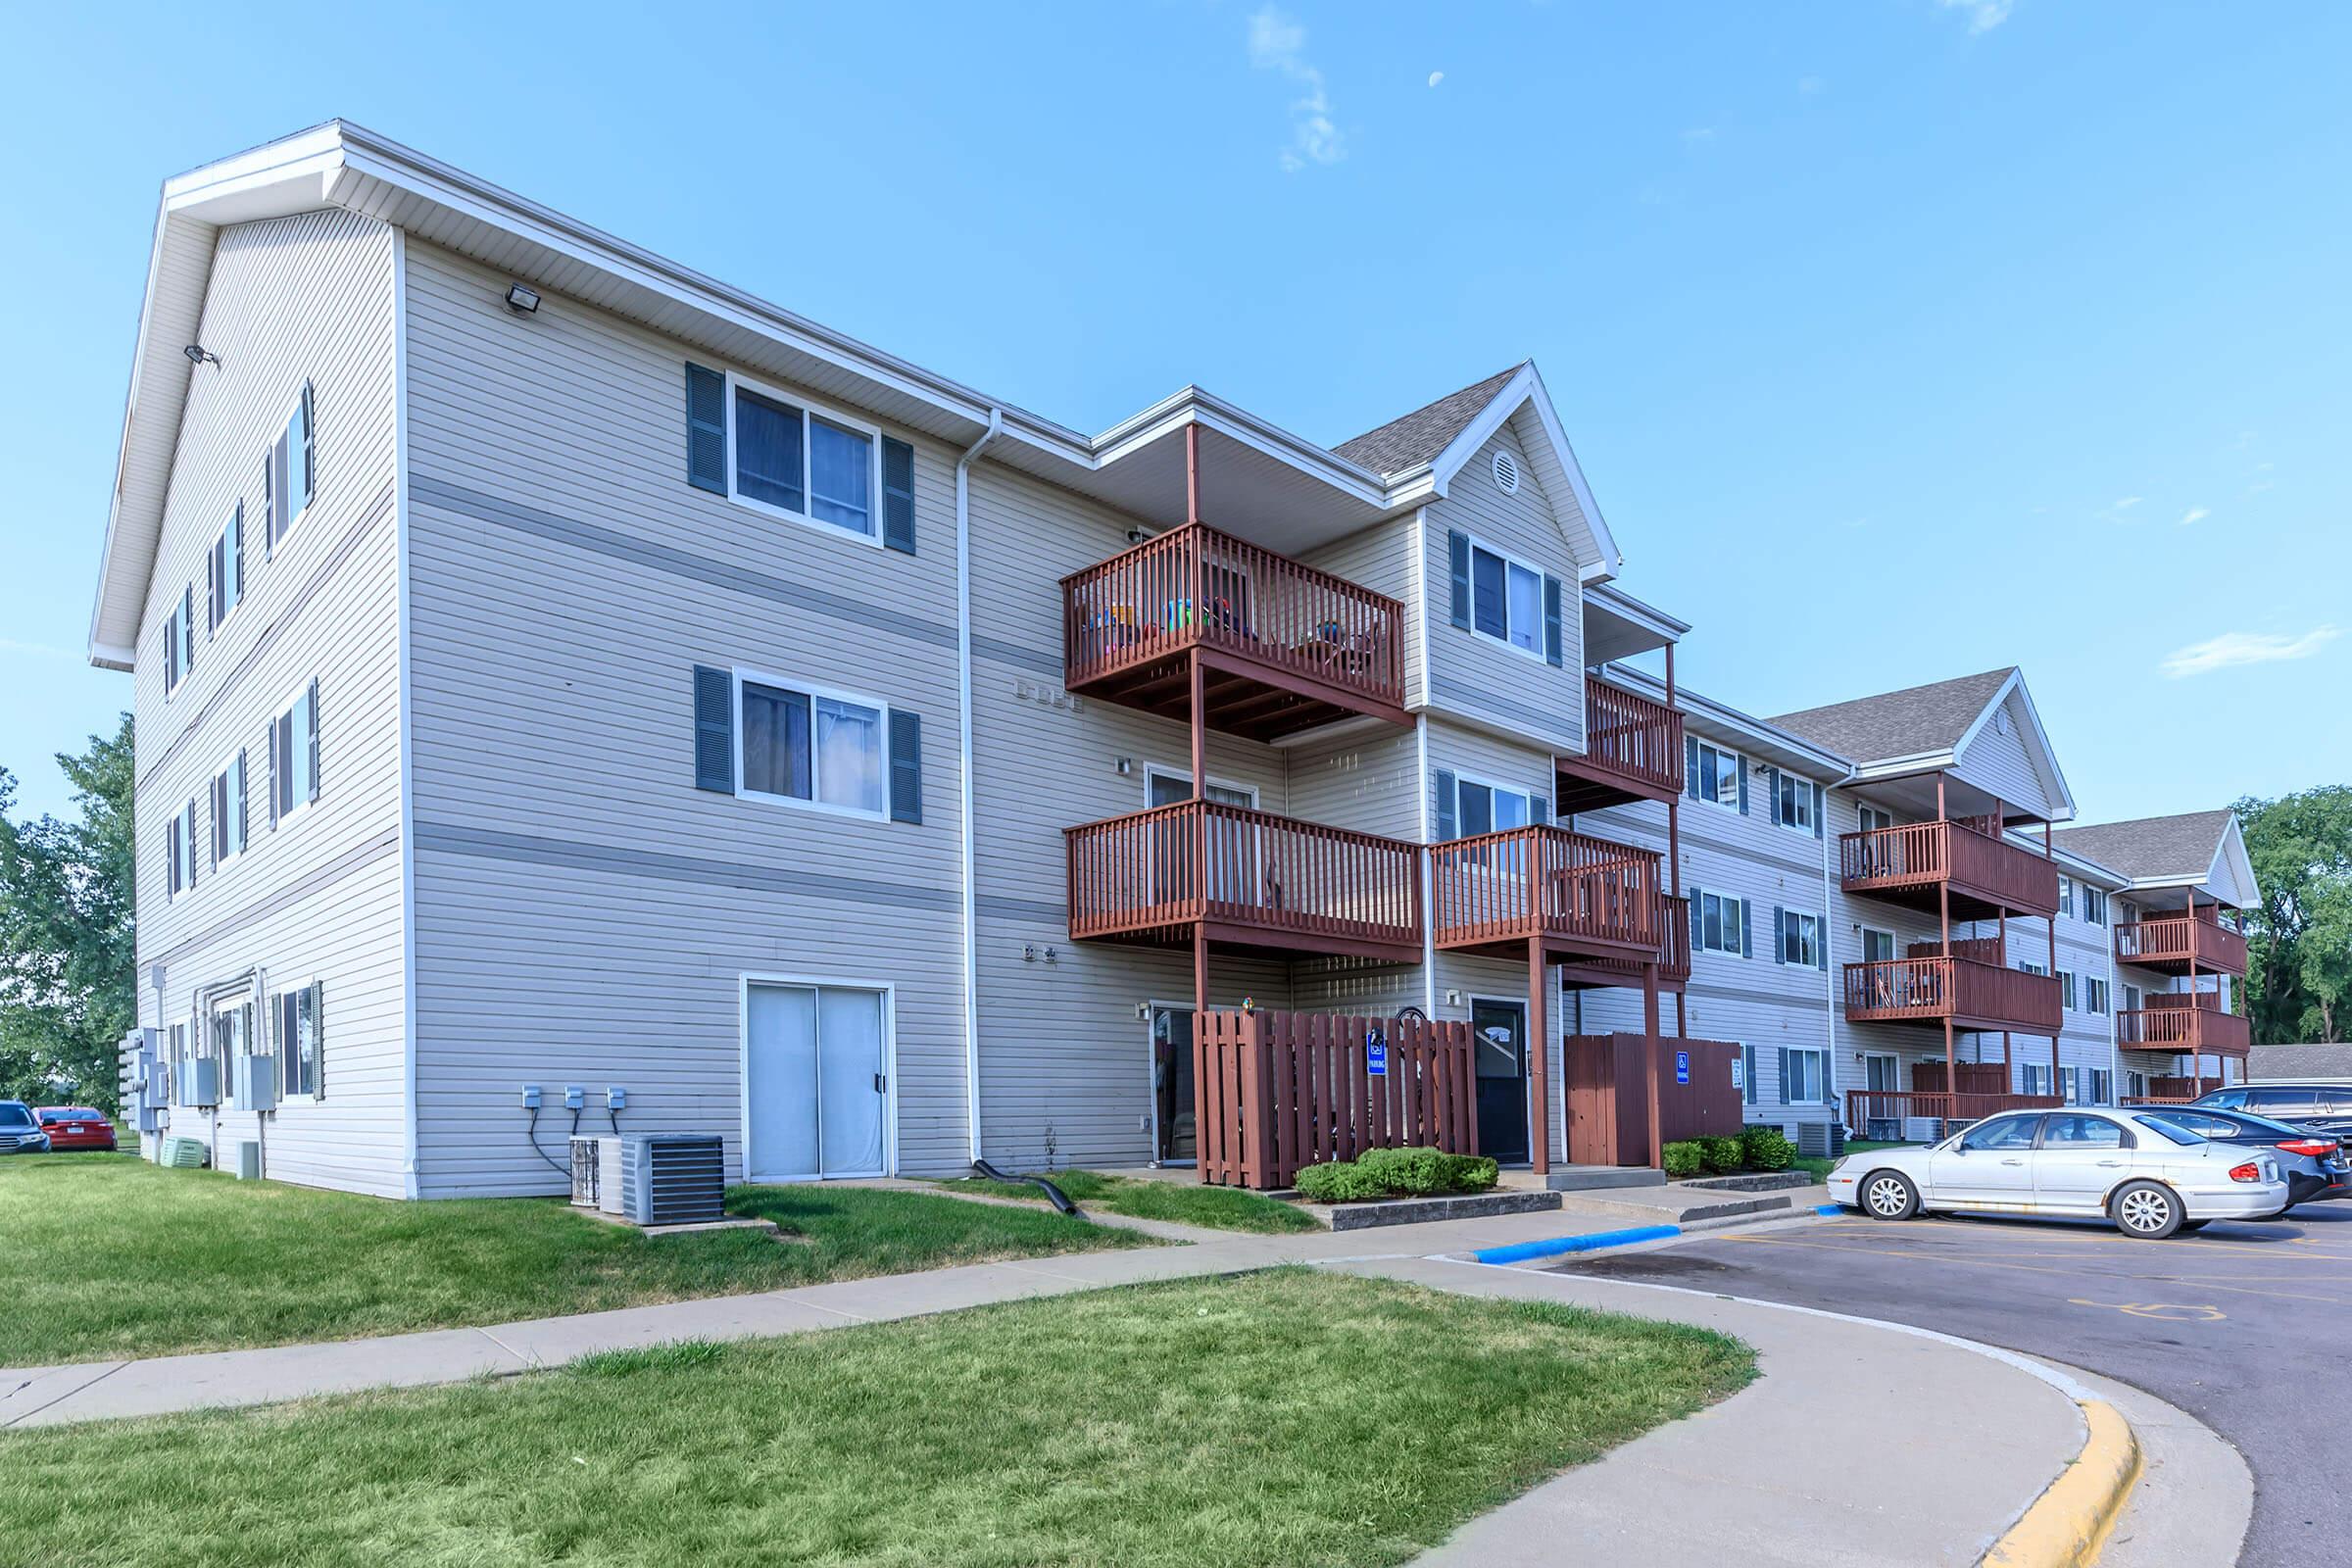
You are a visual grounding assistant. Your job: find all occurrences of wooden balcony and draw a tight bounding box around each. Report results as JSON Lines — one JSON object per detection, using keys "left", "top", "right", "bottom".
{"left": 2117, "top": 998, "right": 2251, "bottom": 1058}
{"left": 1432, "top": 826, "right": 1664, "bottom": 967}
{"left": 1561, "top": 896, "right": 1690, "bottom": 994}
{"left": 2114, "top": 912, "right": 2248, "bottom": 978}
{"left": 1841, "top": 956, "right": 2062, "bottom": 1035}
{"left": 1064, "top": 800, "right": 1422, "bottom": 963}
{"left": 1553, "top": 681, "right": 1684, "bottom": 812}
{"left": 1839, "top": 815, "right": 2060, "bottom": 921}
{"left": 1845, "top": 1090, "right": 2064, "bottom": 1130}
{"left": 1061, "top": 522, "right": 1409, "bottom": 740}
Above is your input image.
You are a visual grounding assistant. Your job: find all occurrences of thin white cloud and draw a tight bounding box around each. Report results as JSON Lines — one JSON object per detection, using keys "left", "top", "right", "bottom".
{"left": 2113, "top": 496, "right": 2142, "bottom": 510}
{"left": 1249, "top": 8, "right": 1345, "bottom": 172}
{"left": 1427, "top": 71, "right": 1444, "bottom": 88}
{"left": 2178, "top": 507, "right": 2210, "bottom": 527}
{"left": 2161, "top": 626, "right": 2342, "bottom": 679}
{"left": 0, "top": 636, "right": 76, "bottom": 662}
{"left": 1936, "top": 0, "right": 2015, "bottom": 32}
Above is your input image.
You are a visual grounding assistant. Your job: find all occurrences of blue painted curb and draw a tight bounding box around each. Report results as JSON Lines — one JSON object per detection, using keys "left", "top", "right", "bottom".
{"left": 1815, "top": 1202, "right": 1845, "bottom": 1215}
{"left": 1472, "top": 1223, "right": 1682, "bottom": 1264}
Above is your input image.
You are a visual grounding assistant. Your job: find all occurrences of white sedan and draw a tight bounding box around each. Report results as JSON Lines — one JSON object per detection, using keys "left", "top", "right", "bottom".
{"left": 1828, "top": 1107, "right": 2288, "bottom": 1239}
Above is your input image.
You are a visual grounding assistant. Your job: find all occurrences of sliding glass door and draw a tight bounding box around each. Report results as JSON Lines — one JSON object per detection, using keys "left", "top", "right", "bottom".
{"left": 745, "top": 981, "right": 889, "bottom": 1181}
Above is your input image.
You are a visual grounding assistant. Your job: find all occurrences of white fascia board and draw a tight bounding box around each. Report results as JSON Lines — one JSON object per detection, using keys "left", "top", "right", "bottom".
{"left": 1585, "top": 581, "right": 1690, "bottom": 642}
{"left": 1426, "top": 363, "right": 1621, "bottom": 576}
{"left": 1085, "top": 388, "right": 1390, "bottom": 507}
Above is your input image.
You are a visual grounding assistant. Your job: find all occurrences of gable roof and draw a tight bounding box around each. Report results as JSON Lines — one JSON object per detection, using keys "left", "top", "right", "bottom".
{"left": 1768, "top": 669, "right": 2017, "bottom": 763}
{"left": 1333, "top": 368, "right": 1520, "bottom": 475}
{"left": 2052, "top": 810, "right": 2235, "bottom": 883}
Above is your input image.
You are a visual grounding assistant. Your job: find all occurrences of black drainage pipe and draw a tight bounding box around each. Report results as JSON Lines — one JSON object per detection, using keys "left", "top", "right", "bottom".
{"left": 972, "top": 1157, "right": 1078, "bottom": 1216}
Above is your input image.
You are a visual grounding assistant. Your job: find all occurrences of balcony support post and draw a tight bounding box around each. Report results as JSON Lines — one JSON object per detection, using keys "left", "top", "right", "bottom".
{"left": 1190, "top": 649, "right": 1207, "bottom": 1024}
{"left": 1642, "top": 962, "right": 1663, "bottom": 1170}
{"left": 1527, "top": 937, "right": 1550, "bottom": 1176}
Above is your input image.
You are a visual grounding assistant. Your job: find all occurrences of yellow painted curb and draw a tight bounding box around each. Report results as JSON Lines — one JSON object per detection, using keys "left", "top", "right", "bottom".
{"left": 1981, "top": 1398, "right": 2143, "bottom": 1568}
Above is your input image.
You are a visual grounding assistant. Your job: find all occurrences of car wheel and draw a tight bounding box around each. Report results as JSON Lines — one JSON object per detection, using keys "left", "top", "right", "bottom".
{"left": 1860, "top": 1170, "right": 1920, "bottom": 1221}
{"left": 2110, "top": 1181, "right": 2183, "bottom": 1240}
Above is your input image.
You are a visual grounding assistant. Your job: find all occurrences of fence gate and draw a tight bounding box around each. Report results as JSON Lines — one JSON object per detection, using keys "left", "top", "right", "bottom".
{"left": 1196, "top": 1010, "right": 1477, "bottom": 1189}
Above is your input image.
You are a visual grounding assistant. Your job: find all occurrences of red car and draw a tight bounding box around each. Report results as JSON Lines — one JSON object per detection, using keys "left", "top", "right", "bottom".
{"left": 34, "top": 1106, "right": 117, "bottom": 1152}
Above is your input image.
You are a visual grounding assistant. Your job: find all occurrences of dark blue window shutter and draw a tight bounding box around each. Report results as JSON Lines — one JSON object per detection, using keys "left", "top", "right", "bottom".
{"left": 1736, "top": 756, "right": 1749, "bottom": 815}
{"left": 1740, "top": 899, "right": 1754, "bottom": 958}
{"left": 693, "top": 664, "right": 733, "bottom": 791}
{"left": 1816, "top": 919, "right": 1830, "bottom": 971}
{"left": 306, "top": 678, "right": 320, "bottom": 803}
{"left": 1813, "top": 783, "right": 1826, "bottom": 840}
{"left": 1763, "top": 764, "right": 1780, "bottom": 822}
{"left": 1772, "top": 906, "right": 1786, "bottom": 965}
{"left": 1688, "top": 889, "right": 1702, "bottom": 949}
{"left": 882, "top": 436, "right": 916, "bottom": 555}
{"left": 1684, "top": 734, "right": 1700, "bottom": 801}
{"left": 685, "top": 364, "right": 728, "bottom": 495}
{"left": 1779, "top": 1048, "right": 1791, "bottom": 1105}
{"left": 1543, "top": 574, "right": 1564, "bottom": 666}
{"left": 888, "top": 710, "right": 922, "bottom": 824}
{"left": 1433, "top": 769, "right": 1457, "bottom": 841}
{"left": 1447, "top": 532, "right": 1471, "bottom": 629}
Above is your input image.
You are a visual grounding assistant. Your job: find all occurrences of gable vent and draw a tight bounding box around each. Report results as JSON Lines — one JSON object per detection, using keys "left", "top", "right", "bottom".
{"left": 1492, "top": 450, "right": 1521, "bottom": 495}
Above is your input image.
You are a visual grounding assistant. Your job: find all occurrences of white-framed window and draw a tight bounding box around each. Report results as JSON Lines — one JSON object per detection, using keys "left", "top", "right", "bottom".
{"left": 2060, "top": 1064, "right": 2080, "bottom": 1103}
{"left": 165, "top": 798, "right": 197, "bottom": 900}
{"left": 161, "top": 585, "right": 195, "bottom": 695}
{"left": 726, "top": 371, "right": 883, "bottom": 544}
{"left": 1740, "top": 1043, "right": 1758, "bottom": 1105}
{"left": 2122, "top": 982, "right": 2141, "bottom": 1012}
{"left": 1462, "top": 536, "right": 1546, "bottom": 660}
{"left": 1856, "top": 803, "right": 1895, "bottom": 835}
{"left": 2082, "top": 886, "right": 2108, "bottom": 926}
{"left": 2058, "top": 969, "right": 2078, "bottom": 1010}
{"left": 265, "top": 382, "right": 316, "bottom": 552}
{"left": 1692, "top": 888, "right": 1748, "bottom": 956}
{"left": 271, "top": 980, "right": 324, "bottom": 1100}
{"left": 270, "top": 680, "right": 320, "bottom": 826}
{"left": 167, "top": 1021, "right": 187, "bottom": 1103}
{"left": 2085, "top": 976, "right": 2109, "bottom": 1014}
{"left": 209, "top": 504, "right": 246, "bottom": 632}
{"left": 210, "top": 995, "right": 253, "bottom": 1065}
{"left": 1858, "top": 927, "right": 1897, "bottom": 964}
{"left": 1451, "top": 774, "right": 1539, "bottom": 839}
{"left": 734, "top": 668, "right": 890, "bottom": 819}
{"left": 2058, "top": 875, "right": 2075, "bottom": 917}
{"left": 2022, "top": 1061, "right": 2053, "bottom": 1096}
{"left": 1692, "top": 739, "right": 1741, "bottom": 810}
{"left": 1783, "top": 1047, "right": 1828, "bottom": 1105}
{"left": 1778, "top": 908, "right": 1825, "bottom": 968}
{"left": 2126, "top": 1069, "right": 2147, "bottom": 1099}
{"left": 1773, "top": 771, "right": 1820, "bottom": 834}
{"left": 2087, "top": 1067, "right": 2113, "bottom": 1104}
{"left": 210, "top": 751, "right": 249, "bottom": 868}
{"left": 2018, "top": 959, "right": 2049, "bottom": 977}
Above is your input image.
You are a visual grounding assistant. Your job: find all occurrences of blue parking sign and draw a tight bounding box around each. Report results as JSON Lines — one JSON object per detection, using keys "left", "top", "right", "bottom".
{"left": 1366, "top": 1030, "right": 1388, "bottom": 1076}
{"left": 1675, "top": 1051, "right": 1690, "bottom": 1085}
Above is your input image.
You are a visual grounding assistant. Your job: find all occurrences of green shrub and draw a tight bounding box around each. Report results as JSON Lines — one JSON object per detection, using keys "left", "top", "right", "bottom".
{"left": 1294, "top": 1149, "right": 1499, "bottom": 1203}
{"left": 1293, "top": 1160, "right": 1385, "bottom": 1203}
{"left": 1448, "top": 1154, "right": 1499, "bottom": 1194}
{"left": 1661, "top": 1141, "right": 1703, "bottom": 1178}
{"left": 1354, "top": 1147, "right": 1451, "bottom": 1196}
{"left": 1700, "top": 1136, "right": 1745, "bottom": 1174}
{"left": 1740, "top": 1126, "right": 1795, "bottom": 1172}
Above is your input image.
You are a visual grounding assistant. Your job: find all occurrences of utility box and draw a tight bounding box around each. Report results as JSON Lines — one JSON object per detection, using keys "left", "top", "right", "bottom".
{"left": 231, "top": 1054, "right": 276, "bottom": 1113}
{"left": 235, "top": 1140, "right": 263, "bottom": 1180}
{"left": 617, "top": 1135, "right": 725, "bottom": 1227}
{"left": 184, "top": 1058, "right": 220, "bottom": 1109}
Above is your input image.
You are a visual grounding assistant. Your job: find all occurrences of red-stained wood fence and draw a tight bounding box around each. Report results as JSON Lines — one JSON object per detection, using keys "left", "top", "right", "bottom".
{"left": 1196, "top": 1010, "right": 1478, "bottom": 1189}
{"left": 1562, "top": 1035, "right": 1742, "bottom": 1167}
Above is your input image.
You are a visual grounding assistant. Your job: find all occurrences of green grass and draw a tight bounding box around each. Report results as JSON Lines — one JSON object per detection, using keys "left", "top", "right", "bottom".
{"left": 0, "top": 1268, "right": 1754, "bottom": 1567}
{"left": 1793, "top": 1139, "right": 1913, "bottom": 1181}
{"left": 931, "top": 1168, "right": 1321, "bottom": 1233}
{"left": 0, "top": 1153, "right": 1144, "bottom": 1365}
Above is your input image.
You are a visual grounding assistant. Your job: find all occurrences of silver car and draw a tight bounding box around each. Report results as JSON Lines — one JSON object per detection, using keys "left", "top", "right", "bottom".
{"left": 1827, "top": 1107, "right": 2288, "bottom": 1239}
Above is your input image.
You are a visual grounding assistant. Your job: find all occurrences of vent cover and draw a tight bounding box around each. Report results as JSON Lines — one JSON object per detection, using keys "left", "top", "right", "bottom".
{"left": 618, "top": 1134, "right": 725, "bottom": 1226}
{"left": 1492, "top": 450, "right": 1521, "bottom": 495}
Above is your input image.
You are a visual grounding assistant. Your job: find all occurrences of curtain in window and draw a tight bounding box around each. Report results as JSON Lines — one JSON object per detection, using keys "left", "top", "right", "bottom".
{"left": 1470, "top": 549, "right": 1507, "bottom": 639}
{"left": 742, "top": 683, "right": 813, "bottom": 799}
{"left": 735, "top": 389, "right": 806, "bottom": 511}
{"left": 1506, "top": 563, "right": 1542, "bottom": 654}
{"left": 808, "top": 417, "right": 873, "bottom": 534}
{"left": 814, "top": 697, "right": 884, "bottom": 813}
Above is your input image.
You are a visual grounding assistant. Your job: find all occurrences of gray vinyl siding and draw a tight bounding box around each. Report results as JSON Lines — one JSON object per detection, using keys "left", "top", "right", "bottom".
{"left": 400, "top": 241, "right": 967, "bottom": 1194}
{"left": 131, "top": 209, "right": 409, "bottom": 1198}
{"left": 1951, "top": 688, "right": 2063, "bottom": 821}
{"left": 1422, "top": 420, "right": 1588, "bottom": 754}
{"left": 1298, "top": 514, "right": 1423, "bottom": 710}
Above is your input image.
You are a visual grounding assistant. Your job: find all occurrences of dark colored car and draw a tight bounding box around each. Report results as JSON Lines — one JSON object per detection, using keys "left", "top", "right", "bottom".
{"left": 2194, "top": 1083, "right": 2352, "bottom": 1142}
{"left": 2140, "top": 1105, "right": 2349, "bottom": 1206}
{"left": 0, "top": 1101, "right": 52, "bottom": 1155}
{"left": 34, "top": 1106, "right": 117, "bottom": 1152}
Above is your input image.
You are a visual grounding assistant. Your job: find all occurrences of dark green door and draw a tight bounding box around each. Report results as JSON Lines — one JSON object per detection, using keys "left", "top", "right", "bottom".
{"left": 1472, "top": 999, "right": 1530, "bottom": 1163}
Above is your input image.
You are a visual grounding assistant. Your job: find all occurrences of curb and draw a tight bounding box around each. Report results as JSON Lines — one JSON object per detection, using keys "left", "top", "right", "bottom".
{"left": 1981, "top": 1398, "right": 2142, "bottom": 1568}
{"left": 1466, "top": 1202, "right": 1842, "bottom": 1265}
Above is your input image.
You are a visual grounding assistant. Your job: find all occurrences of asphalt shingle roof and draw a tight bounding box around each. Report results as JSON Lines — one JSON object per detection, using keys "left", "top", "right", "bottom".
{"left": 1766, "top": 668, "right": 2015, "bottom": 766}
{"left": 2051, "top": 810, "right": 2233, "bottom": 882}
{"left": 1332, "top": 366, "right": 1521, "bottom": 476}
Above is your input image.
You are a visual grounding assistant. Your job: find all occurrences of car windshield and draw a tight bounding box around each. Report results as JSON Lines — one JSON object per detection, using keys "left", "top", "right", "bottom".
{"left": 0, "top": 1103, "right": 35, "bottom": 1129}
{"left": 2132, "top": 1114, "right": 2206, "bottom": 1147}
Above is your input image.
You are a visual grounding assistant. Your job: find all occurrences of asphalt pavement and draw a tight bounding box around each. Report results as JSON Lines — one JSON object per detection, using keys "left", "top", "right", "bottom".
{"left": 1556, "top": 1200, "right": 2352, "bottom": 1568}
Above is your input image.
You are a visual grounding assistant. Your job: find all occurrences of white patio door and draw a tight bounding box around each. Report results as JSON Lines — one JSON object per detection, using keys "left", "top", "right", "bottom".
{"left": 745, "top": 982, "right": 889, "bottom": 1182}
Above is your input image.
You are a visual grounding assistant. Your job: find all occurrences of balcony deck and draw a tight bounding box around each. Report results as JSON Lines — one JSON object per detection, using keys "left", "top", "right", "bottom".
{"left": 1560, "top": 896, "right": 1690, "bottom": 993}
{"left": 1432, "top": 825, "right": 1666, "bottom": 968}
{"left": 1061, "top": 522, "right": 1409, "bottom": 741}
{"left": 1845, "top": 1089, "right": 2064, "bottom": 1130}
{"left": 1841, "top": 956, "right": 2062, "bottom": 1035}
{"left": 2116, "top": 999, "right": 2252, "bottom": 1058}
{"left": 1553, "top": 681, "right": 1684, "bottom": 812}
{"left": 2114, "top": 913, "right": 2248, "bottom": 978}
{"left": 1064, "top": 800, "right": 1422, "bottom": 964}
{"left": 1839, "top": 815, "right": 2060, "bottom": 921}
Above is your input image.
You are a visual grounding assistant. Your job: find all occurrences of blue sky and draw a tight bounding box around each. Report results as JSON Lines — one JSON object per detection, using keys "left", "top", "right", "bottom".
{"left": 2, "top": 1, "right": 2344, "bottom": 824}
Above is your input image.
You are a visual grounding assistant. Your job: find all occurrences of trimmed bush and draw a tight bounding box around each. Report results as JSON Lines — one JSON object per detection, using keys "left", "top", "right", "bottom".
{"left": 1661, "top": 1140, "right": 1703, "bottom": 1178}
{"left": 1740, "top": 1126, "right": 1795, "bottom": 1172}
{"left": 1293, "top": 1161, "right": 1386, "bottom": 1203}
{"left": 1700, "top": 1136, "right": 1745, "bottom": 1174}
{"left": 1293, "top": 1148, "right": 1499, "bottom": 1203}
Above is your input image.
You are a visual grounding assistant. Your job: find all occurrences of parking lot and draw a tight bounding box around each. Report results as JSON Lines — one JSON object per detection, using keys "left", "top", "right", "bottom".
{"left": 1559, "top": 1201, "right": 2352, "bottom": 1568}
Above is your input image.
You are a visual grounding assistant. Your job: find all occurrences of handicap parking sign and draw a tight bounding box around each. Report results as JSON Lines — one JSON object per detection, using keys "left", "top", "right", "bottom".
{"left": 1366, "top": 1030, "right": 1388, "bottom": 1076}
{"left": 1675, "top": 1051, "right": 1690, "bottom": 1085}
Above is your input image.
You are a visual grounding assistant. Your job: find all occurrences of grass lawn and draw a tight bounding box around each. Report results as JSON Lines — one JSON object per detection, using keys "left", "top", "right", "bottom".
{"left": 1793, "top": 1139, "right": 1912, "bottom": 1181}
{"left": 932, "top": 1168, "right": 1320, "bottom": 1233}
{"left": 0, "top": 1268, "right": 1754, "bottom": 1568}
{"left": 0, "top": 1153, "right": 1144, "bottom": 1366}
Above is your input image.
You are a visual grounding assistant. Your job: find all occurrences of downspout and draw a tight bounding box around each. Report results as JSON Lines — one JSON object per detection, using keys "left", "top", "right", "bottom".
{"left": 957, "top": 408, "right": 1005, "bottom": 1164}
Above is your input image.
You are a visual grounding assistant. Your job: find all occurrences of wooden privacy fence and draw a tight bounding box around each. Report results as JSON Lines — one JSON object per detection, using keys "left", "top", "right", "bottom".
{"left": 1562, "top": 1035, "right": 1740, "bottom": 1167}
{"left": 1196, "top": 1010, "right": 1477, "bottom": 1189}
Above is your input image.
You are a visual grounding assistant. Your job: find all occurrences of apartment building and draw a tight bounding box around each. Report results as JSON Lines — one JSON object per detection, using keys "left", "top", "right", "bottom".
{"left": 96, "top": 124, "right": 2255, "bottom": 1200}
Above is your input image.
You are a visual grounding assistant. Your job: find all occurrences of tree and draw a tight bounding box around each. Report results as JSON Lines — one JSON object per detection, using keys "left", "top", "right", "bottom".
{"left": 0, "top": 715, "right": 136, "bottom": 1108}
{"left": 2235, "top": 786, "right": 2352, "bottom": 1045}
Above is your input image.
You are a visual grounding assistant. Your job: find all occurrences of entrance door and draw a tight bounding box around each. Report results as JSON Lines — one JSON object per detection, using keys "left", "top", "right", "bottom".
{"left": 1151, "top": 1006, "right": 1196, "bottom": 1164}
{"left": 1472, "top": 998, "right": 1530, "bottom": 1163}
{"left": 745, "top": 982, "right": 890, "bottom": 1182}
{"left": 1861, "top": 1052, "right": 1901, "bottom": 1140}
{"left": 1148, "top": 771, "right": 1258, "bottom": 908}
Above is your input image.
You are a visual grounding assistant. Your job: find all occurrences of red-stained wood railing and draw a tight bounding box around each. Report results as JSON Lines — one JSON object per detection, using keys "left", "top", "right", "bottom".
{"left": 2114, "top": 914, "right": 2249, "bottom": 977}
{"left": 1566, "top": 896, "right": 1690, "bottom": 987}
{"left": 1906, "top": 936, "right": 2006, "bottom": 966}
{"left": 1196, "top": 1010, "right": 1477, "bottom": 1189}
{"left": 1581, "top": 680, "right": 1684, "bottom": 798}
{"left": 1064, "top": 801, "right": 1421, "bottom": 953}
{"left": 1060, "top": 522, "right": 1404, "bottom": 710}
{"left": 1431, "top": 825, "right": 1663, "bottom": 956}
{"left": 1841, "top": 956, "right": 2062, "bottom": 1033}
{"left": 1839, "top": 816, "right": 2060, "bottom": 915}
{"left": 1844, "top": 1090, "right": 2063, "bottom": 1130}
{"left": 2116, "top": 1003, "right": 2252, "bottom": 1056}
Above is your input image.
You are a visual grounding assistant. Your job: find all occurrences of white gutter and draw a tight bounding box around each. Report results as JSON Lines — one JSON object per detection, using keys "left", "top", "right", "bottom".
{"left": 956, "top": 409, "right": 1004, "bottom": 1164}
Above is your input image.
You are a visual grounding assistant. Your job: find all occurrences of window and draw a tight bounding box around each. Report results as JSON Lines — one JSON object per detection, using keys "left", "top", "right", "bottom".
{"left": 737, "top": 673, "right": 887, "bottom": 816}
{"left": 1773, "top": 771, "right": 1821, "bottom": 834}
{"left": 270, "top": 681, "right": 320, "bottom": 824}
{"left": 1740, "top": 1044, "right": 1758, "bottom": 1105}
{"left": 1960, "top": 1113, "right": 2040, "bottom": 1151}
{"left": 167, "top": 1022, "right": 187, "bottom": 1104}
{"left": 2021, "top": 1062, "right": 2052, "bottom": 1096}
{"left": 730, "top": 378, "right": 880, "bottom": 541}
{"left": 2060, "top": 1064, "right": 2080, "bottom": 1103}
{"left": 161, "top": 585, "right": 195, "bottom": 694}
{"left": 210, "top": 752, "right": 248, "bottom": 866}
{"left": 210, "top": 998, "right": 252, "bottom": 1065}
{"left": 1693, "top": 888, "right": 1748, "bottom": 956}
{"left": 2084, "top": 976, "right": 2109, "bottom": 1015}
{"left": 1782, "top": 1047, "right": 1828, "bottom": 1104}
{"left": 1692, "top": 740, "right": 1742, "bottom": 810}
{"left": 166, "top": 799, "right": 197, "bottom": 899}
{"left": 209, "top": 505, "right": 245, "bottom": 631}
{"left": 2087, "top": 1068, "right": 2113, "bottom": 1104}
{"left": 266, "top": 383, "right": 316, "bottom": 551}
{"left": 1859, "top": 927, "right": 1896, "bottom": 964}
{"left": 2058, "top": 875, "right": 2075, "bottom": 917}
{"left": 2082, "top": 887, "right": 2109, "bottom": 926}
{"left": 2058, "top": 970, "right": 2078, "bottom": 1010}
{"left": 1856, "top": 803, "right": 1895, "bottom": 835}
{"left": 1453, "top": 776, "right": 1538, "bottom": 838}
{"left": 2018, "top": 959, "right": 2048, "bottom": 978}
{"left": 2043, "top": 1112, "right": 2129, "bottom": 1149}
{"left": 272, "top": 981, "right": 324, "bottom": 1099}
{"left": 2126, "top": 1069, "right": 2147, "bottom": 1100}
{"left": 1778, "top": 908, "right": 1825, "bottom": 968}
{"left": 1468, "top": 541, "right": 1544, "bottom": 658}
